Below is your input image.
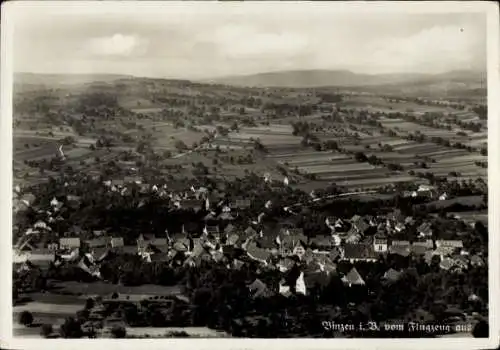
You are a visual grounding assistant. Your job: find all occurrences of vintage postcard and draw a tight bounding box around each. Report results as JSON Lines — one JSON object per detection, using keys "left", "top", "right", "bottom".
{"left": 0, "top": 1, "right": 498, "bottom": 349}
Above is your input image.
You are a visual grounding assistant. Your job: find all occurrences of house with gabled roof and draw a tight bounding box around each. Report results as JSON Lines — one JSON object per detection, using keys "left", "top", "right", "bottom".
{"left": 351, "top": 214, "right": 362, "bottom": 223}
{"left": 218, "top": 212, "right": 235, "bottom": 221}
{"left": 410, "top": 244, "right": 428, "bottom": 256}
{"left": 325, "top": 216, "right": 337, "bottom": 228}
{"left": 453, "top": 255, "right": 469, "bottom": 271}
{"left": 388, "top": 245, "right": 410, "bottom": 257}
{"left": 383, "top": 268, "right": 402, "bottom": 283}
{"left": 433, "top": 246, "right": 456, "bottom": 260}
{"left": 86, "top": 237, "right": 110, "bottom": 249}
{"left": 230, "top": 198, "right": 251, "bottom": 210}
{"left": 178, "top": 199, "right": 203, "bottom": 211}
{"left": 373, "top": 236, "right": 388, "bottom": 253}
{"left": 137, "top": 234, "right": 168, "bottom": 254}
{"left": 242, "top": 225, "right": 257, "bottom": 237}
{"left": 223, "top": 223, "right": 236, "bottom": 235}
{"left": 292, "top": 240, "right": 307, "bottom": 259}
{"left": 59, "top": 237, "right": 81, "bottom": 250}
{"left": 439, "top": 257, "right": 455, "bottom": 270}
{"left": 278, "top": 231, "right": 307, "bottom": 256}
{"left": 342, "top": 244, "right": 378, "bottom": 262}
{"left": 435, "top": 240, "right": 463, "bottom": 249}
{"left": 246, "top": 243, "right": 271, "bottom": 265}
{"left": 391, "top": 240, "right": 410, "bottom": 247}
{"left": 249, "top": 279, "right": 273, "bottom": 299}
{"left": 394, "top": 222, "right": 406, "bottom": 233}
{"left": 341, "top": 267, "right": 365, "bottom": 287}
{"left": 256, "top": 232, "right": 279, "bottom": 251}
{"left": 226, "top": 233, "right": 240, "bottom": 246}
{"left": 345, "top": 227, "right": 362, "bottom": 244}
{"left": 417, "top": 222, "right": 433, "bottom": 238}
{"left": 309, "top": 235, "right": 336, "bottom": 251}
{"left": 203, "top": 225, "right": 220, "bottom": 236}
{"left": 412, "top": 239, "right": 434, "bottom": 249}
{"left": 352, "top": 218, "right": 370, "bottom": 234}
{"left": 470, "top": 255, "right": 485, "bottom": 267}
{"left": 110, "top": 237, "right": 124, "bottom": 249}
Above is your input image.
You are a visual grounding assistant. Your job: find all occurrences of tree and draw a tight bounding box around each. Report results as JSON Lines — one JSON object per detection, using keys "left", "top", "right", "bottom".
{"left": 85, "top": 298, "right": 95, "bottom": 310}
{"left": 472, "top": 320, "right": 489, "bottom": 338}
{"left": 19, "top": 311, "right": 34, "bottom": 327}
{"left": 323, "top": 140, "right": 338, "bottom": 151}
{"left": 60, "top": 317, "right": 83, "bottom": 338}
{"left": 111, "top": 325, "right": 127, "bottom": 338}
{"left": 40, "top": 324, "right": 53, "bottom": 338}
{"left": 175, "top": 140, "right": 188, "bottom": 151}
{"left": 354, "top": 152, "right": 368, "bottom": 163}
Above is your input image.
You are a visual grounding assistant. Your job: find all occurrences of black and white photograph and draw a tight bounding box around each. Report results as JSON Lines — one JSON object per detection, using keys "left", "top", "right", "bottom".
{"left": 1, "top": 1, "right": 498, "bottom": 348}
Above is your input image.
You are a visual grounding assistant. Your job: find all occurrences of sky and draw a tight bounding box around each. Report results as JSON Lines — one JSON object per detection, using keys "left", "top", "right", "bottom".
{"left": 11, "top": 3, "right": 487, "bottom": 80}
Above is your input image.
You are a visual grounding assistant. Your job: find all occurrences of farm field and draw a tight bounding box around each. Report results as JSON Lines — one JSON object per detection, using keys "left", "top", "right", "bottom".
{"left": 423, "top": 195, "right": 484, "bottom": 210}
{"left": 449, "top": 210, "right": 488, "bottom": 225}
{"left": 339, "top": 95, "right": 458, "bottom": 114}
{"left": 265, "top": 149, "right": 421, "bottom": 189}
{"left": 427, "top": 154, "right": 487, "bottom": 178}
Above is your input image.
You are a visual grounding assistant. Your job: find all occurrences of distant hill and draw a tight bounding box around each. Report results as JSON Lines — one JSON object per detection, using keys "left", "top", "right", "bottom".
{"left": 203, "top": 69, "right": 486, "bottom": 90}
{"left": 14, "top": 73, "right": 133, "bottom": 92}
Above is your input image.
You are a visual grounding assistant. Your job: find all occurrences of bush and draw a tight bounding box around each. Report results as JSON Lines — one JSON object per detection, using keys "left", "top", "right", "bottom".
{"left": 111, "top": 325, "right": 127, "bottom": 338}
{"left": 40, "top": 324, "right": 53, "bottom": 337}
{"left": 19, "top": 311, "right": 34, "bottom": 327}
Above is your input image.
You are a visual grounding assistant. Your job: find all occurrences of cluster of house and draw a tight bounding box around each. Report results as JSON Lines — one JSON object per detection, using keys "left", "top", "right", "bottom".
{"left": 13, "top": 204, "right": 486, "bottom": 299}
{"left": 401, "top": 184, "right": 448, "bottom": 200}
{"left": 12, "top": 178, "right": 486, "bottom": 300}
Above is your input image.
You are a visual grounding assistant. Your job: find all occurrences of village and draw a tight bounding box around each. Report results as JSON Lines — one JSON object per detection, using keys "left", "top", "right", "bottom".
{"left": 12, "top": 171, "right": 488, "bottom": 338}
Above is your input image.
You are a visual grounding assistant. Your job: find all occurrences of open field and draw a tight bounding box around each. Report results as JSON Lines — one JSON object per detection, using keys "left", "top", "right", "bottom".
{"left": 126, "top": 327, "right": 229, "bottom": 338}
{"left": 424, "top": 195, "right": 484, "bottom": 210}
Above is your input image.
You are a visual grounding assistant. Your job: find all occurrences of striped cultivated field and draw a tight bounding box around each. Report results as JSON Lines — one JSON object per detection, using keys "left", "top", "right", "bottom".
{"left": 427, "top": 154, "right": 488, "bottom": 179}
{"left": 267, "top": 150, "right": 420, "bottom": 189}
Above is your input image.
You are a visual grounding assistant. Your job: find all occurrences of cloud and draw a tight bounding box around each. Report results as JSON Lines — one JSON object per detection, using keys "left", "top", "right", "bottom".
{"left": 365, "top": 25, "right": 483, "bottom": 73}
{"left": 207, "top": 24, "right": 309, "bottom": 59}
{"left": 86, "top": 34, "right": 148, "bottom": 57}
